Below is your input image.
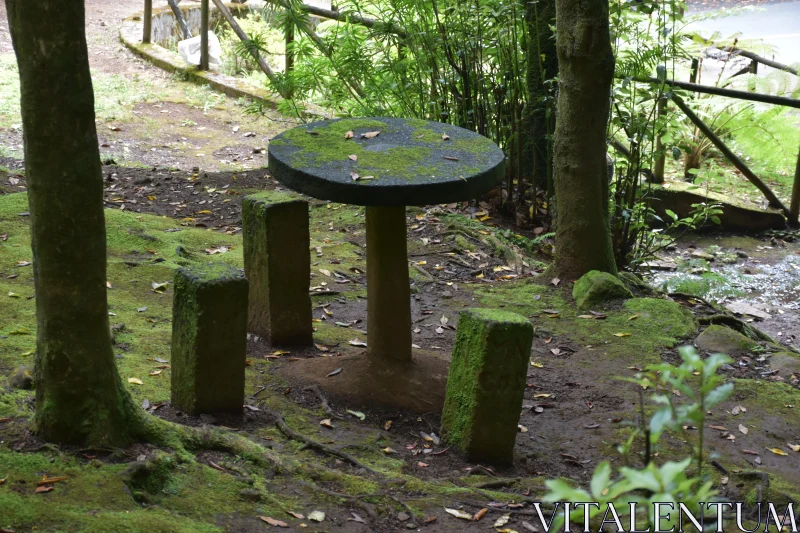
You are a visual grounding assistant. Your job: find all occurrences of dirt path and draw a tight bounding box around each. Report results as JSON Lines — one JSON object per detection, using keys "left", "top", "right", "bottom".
{"left": 0, "top": 0, "right": 295, "bottom": 173}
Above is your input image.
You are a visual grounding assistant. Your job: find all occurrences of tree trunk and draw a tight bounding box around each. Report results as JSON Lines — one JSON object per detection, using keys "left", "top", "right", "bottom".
{"left": 7, "top": 0, "right": 142, "bottom": 445}
{"left": 521, "top": 0, "right": 557, "bottom": 195}
{"left": 551, "top": 0, "right": 617, "bottom": 280}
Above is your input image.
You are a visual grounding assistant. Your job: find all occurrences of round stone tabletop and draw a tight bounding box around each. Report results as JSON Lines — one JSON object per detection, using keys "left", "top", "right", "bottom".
{"left": 267, "top": 117, "right": 505, "bottom": 206}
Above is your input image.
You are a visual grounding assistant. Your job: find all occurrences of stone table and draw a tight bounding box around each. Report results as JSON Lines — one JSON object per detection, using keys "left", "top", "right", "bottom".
{"left": 268, "top": 117, "right": 505, "bottom": 362}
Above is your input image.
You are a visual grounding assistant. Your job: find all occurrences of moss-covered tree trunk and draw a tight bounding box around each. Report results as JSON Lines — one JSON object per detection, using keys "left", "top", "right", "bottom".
{"left": 520, "top": 0, "right": 557, "bottom": 195}
{"left": 551, "top": 0, "right": 617, "bottom": 280}
{"left": 7, "top": 0, "right": 142, "bottom": 445}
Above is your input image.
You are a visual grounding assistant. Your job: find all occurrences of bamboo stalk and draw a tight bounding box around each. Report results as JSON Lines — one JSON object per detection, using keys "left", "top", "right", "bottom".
{"left": 652, "top": 97, "right": 666, "bottom": 183}
{"left": 672, "top": 94, "right": 791, "bottom": 218}
{"left": 791, "top": 147, "right": 800, "bottom": 225}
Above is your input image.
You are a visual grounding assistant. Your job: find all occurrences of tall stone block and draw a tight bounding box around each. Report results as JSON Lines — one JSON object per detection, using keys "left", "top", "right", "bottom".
{"left": 242, "top": 193, "right": 312, "bottom": 346}
{"left": 441, "top": 308, "right": 533, "bottom": 466}
{"left": 171, "top": 263, "right": 248, "bottom": 415}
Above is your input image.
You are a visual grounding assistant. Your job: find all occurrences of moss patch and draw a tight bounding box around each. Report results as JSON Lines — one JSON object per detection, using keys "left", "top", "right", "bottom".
{"left": 475, "top": 280, "right": 696, "bottom": 358}
{"left": 572, "top": 270, "right": 632, "bottom": 310}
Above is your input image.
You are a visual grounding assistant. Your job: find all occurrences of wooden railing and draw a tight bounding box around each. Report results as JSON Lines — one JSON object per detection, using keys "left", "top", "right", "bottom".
{"left": 638, "top": 45, "right": 800, "bottom": 225}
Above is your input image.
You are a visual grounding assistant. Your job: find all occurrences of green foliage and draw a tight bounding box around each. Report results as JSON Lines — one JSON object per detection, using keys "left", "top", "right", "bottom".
{"left": 542, "top": 346, "right": 732, "bottom": 530}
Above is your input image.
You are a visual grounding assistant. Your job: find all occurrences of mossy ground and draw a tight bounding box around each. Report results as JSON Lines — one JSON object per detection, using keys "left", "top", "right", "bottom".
{"left": 4, "top": 189, "right": 800, "bottom": 530}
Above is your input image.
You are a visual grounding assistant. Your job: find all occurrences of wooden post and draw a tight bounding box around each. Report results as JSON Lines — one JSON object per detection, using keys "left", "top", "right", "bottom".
{"left": 143, "top": 0, "right": 153, "bottom": 44}
{"left": 790, "top": 147, "right": 800, "bottom": 226}
{"left": 652, "top": 96, "right": 666, "bottom": 183}
{"left": 200, "top": 0, "right": 209, "bottom": 70}
{"left": 672, "top": 94, "right": 791, "bottom": 218}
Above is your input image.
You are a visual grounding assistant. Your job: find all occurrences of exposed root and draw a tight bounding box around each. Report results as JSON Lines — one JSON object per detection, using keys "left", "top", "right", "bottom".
{"left": 473, "top": 477, "right": 521, "bottom": 489}
{"left": 303, "top": 385, "right": 344, "bottom": 420}
{"left": 670, "top": 291, "right": 796, "bottom": 352}
{"left": 138, "top": 412, "right": 288, "bottom": 471}
{"left": 272, "top": 413, "right": 382, "bottom": 475}
{"left": 297, "top": 479, "right": 379, "bottom": 520}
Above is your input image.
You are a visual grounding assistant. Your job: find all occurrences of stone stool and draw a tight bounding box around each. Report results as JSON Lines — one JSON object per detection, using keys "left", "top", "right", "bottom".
{"left": 441, "top": 308, "right": 533, "bottom": 466}
{"left": 242, "top": 192, "right": 312, "bottom": 346}
{"left": 171, "top": 263, "right": 248, "bottom": 414}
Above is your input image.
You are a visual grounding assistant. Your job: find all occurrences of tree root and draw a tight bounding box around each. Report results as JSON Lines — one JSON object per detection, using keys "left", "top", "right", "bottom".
{"left": 669, "top": 292, "right": 797, "bottom": 353}
{"left": 297, "top": 479, "right": 379, "bottom": 520}
{"left": 303, "top": 385, "right": 344, "bottom": 420}
{"left": 272, "top": 413, "right": 381, "bottom": 475}
{"left": 699, "top": 314, "right": 792, "bottom": 351}
{"left": 473, "top": 477, "right": 521, "bottom": 489}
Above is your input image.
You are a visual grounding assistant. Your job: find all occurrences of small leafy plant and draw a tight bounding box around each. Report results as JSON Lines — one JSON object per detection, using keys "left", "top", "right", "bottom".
{"left": 542, "top": 346, "right": 733, "bottom": 530}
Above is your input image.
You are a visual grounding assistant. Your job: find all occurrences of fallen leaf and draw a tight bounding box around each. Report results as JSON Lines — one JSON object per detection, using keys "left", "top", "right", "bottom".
{"left": 288, "top": 511, "right": 305, "bottom": 519}
{"left": 731, "top": 405, "right": 746, "bottom": 416}
{"left": 308, "top": 510, "right": 326, "bottom": 522}
{"left": 348, "top": 512, "right": 366, "bottom": 523}
{"left": 35, "top": 486, "right": 54, "bottom": 493}
{"left": 320, "top": 419, "right": 334, "bottom": 429}
{"left": 444, "top": 508, "right": 472, "bottom": 520}
{"left": 721, "top": 476, "right": 729, "bottom": 485}
{"left": 443, "top": 156, "right": 459, "bottom": 161}
{"left": 417, "top": 461, "right": 429, "bottom": 468}
{"left": 534, "top": 393, "right": 552, "bottom": 398}
{"left": 788, "top": 444, "right": 800, "bottom": 452}
{"left": 151, "top": 282, "right": 168, "bottom": 293}
{"left": 629, "top": 314, "right": 640, "bottom": 321}
{"left": 344, "top": 131, "right": 354, "bottom": 140}
{"left": 739, "top": 424, "right": 748, "bottom": 435}
{"left": 326, "top": 368, "right": 343, "bottom": 377}
{"left": 349, "top": 338, "right": 367, "bottom": 347}
{"left": 383, "top": 447, "right": 397, "bottom": 455}
{"left": 494, "top": 514, "right": 511, "bottom": 528}
{"left": 530, "top": 361, "right": 544, "bottom": 368}
{"left": 384, "top": 420, "right": 393, "bottom": 431}
{"left": 258, "top": 516, "right": 288, "bottom": 528}
{"left": 37, "top": 476, "right": 68, "bottom": 486}
{"left": 348, "top": 154, "right": 357, "bottom": 161}
{"left": 319, "top": 269, "right": 331, "bottom": 277}
{"left": 768, "top": 448, "right": 789, "bottom": 456}
{"left": 442, "top": 133, "right": 450, "bottom": 141}
{"left": 472, "top": 508, "right": 487, "bottom": 521}
{"left": 347, "top": 409, "right": 366, "bottom": 421}
{"left": 361, "top": 131, "right": 380, "bottom": 139}
{"left": 551, "top": 277, "right": 560, "bottom": 286}
{"left": 128, "top": 377, "right": 143, "bottom": 385}
{"left": 613, "top": 332, "right": 632, "bottom": 337}
{"left": 149, "top": 369, "right": 162, "bottom": 376}
{"left": 518, "top": 424, "right": 528, "bottom": 433}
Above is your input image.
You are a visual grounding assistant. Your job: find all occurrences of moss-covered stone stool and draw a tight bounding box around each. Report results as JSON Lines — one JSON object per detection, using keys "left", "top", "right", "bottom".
{"left": 268, "top": 118, "right": 505, "bottom": 362}
{"left": 441, "top": 308, "right": 533, "bottom": 466}
{"left": 242, "top": 192, "right": 312, "bottom": 346}
{"left": 171, "top": 263, "right": 248, "bottom": 415}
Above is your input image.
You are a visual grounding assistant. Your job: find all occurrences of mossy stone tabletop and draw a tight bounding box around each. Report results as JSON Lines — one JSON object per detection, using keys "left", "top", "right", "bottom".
{"left": 267, "top": 117, "right": 505, "bottom": 206}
